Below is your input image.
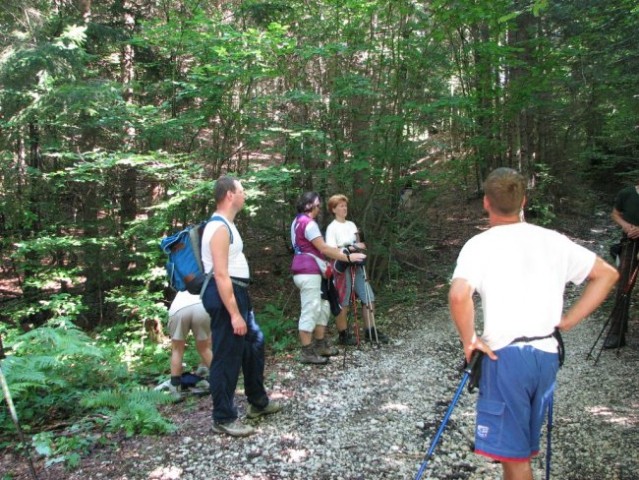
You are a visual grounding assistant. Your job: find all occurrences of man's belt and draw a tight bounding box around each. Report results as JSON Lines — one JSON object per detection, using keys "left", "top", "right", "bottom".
{"left": 231, "top": 277, "right": 251, "bottom": 288}
{"left": 509, "top": 328, "right": 565, "bottom": 368}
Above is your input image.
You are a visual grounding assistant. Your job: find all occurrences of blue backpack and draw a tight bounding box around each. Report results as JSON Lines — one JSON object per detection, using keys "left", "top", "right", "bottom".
{"left": 160, "top": 215, "right": 232, "bottom": 295}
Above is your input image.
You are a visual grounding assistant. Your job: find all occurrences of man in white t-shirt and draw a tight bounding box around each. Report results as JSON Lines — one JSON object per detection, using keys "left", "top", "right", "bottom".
{"left": 449, "top": 167, "right": 618, "bottom": 480}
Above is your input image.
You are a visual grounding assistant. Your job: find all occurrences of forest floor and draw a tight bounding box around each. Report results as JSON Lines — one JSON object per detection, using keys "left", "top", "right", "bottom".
{"left": 2, "top": 195, "right": 639, "bottom": 480}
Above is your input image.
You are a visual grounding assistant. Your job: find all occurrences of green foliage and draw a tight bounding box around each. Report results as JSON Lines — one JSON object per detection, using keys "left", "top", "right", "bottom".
{"left": 0, "top": 295, "right": 176, "bottom": 462}
{"left": 258, "top": 302, "right": 298, "bottom": 353}
{"left": 81, "top": 388, "right": 176, "bottom": 437}
{"left": 91, "top": 301, "right": 169, "bottom": 384}
{"left": 527, "top": 164, "right": 558, "bottom": 226}
{"left": 3, "top": 295, "right": 101, "bottom": 400}
{"left": 32, "top": 423, "right": 100, "bottom": 469}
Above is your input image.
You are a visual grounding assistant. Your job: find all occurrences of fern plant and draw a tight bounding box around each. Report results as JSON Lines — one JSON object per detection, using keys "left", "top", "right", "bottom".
{"left": 80, "top": 387, "right": 176, "bottom": 436}
{"left": 1, "top": 295, "right": 105, "bottom": 426}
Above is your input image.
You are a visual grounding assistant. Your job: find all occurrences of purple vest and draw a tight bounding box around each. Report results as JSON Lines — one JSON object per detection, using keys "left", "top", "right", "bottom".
{"left": 291, "top": 214, "right": 324, "bottom": 275}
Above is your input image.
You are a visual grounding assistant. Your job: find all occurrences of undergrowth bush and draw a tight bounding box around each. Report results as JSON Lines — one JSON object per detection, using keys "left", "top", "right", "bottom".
{"left": 0, "top": 292, "right": 179, "bottom": 469}
{"left": 259, "top": 302, "right": 298, "bottom": 353}
{"left": 80, "top": 387, "right": 176, "bottom": 437}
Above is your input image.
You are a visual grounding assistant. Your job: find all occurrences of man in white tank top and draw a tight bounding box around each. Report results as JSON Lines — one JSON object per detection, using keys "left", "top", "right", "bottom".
{"left": 201, "top": 176, "right": 281, "bottom": 437}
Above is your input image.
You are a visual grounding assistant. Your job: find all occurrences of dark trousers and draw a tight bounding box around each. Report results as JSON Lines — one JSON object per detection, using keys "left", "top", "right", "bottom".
{"left": 202, "top": 282, "right": 268, "bottom": 424}
{"left": 610, "top": 237, "right": 639, "bottom": 335}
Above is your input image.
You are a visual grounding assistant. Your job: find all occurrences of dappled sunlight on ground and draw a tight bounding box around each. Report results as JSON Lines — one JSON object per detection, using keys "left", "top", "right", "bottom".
{"left": 587, "top": 402, "right": 639, "bottom": 426}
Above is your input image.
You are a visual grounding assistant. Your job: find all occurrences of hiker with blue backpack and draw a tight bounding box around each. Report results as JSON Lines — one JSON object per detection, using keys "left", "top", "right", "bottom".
{"left": 449, "top": 168, "right": 618, "bottom": 480}
{"left": 200, "top": 175, "right": 281, "bottom": 437}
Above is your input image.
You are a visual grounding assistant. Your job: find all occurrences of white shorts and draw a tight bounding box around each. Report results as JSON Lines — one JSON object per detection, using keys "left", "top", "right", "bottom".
{"left": 293, "top": 274, "right": 330, "bottom": 332}
{"left": 168, "top": 302, "right": 211, "bottom": 341}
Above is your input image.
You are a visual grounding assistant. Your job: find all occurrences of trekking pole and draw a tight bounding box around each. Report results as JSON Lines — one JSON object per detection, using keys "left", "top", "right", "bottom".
{"left": 545, "top": 394, "right": 554, "bottom": 480}
{"left": 588, "top": 258, "right": 639, "bottom": 364}
{"left": 342, "top": 264, "right": 361, "bottom": 369}
{"left": 360, "top": 263, "right": 380, "bottom": 347}
{"left": 414, "top": 350, "right": 483, "bottom": 480}
{"left": 0, "top": 334, "right": 39, "bottom": 480}
{"left": 586, "top": 298, "right": 620, "bottom": 361}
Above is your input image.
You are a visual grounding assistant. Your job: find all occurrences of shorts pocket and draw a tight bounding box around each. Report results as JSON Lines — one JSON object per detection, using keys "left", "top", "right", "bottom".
{"left": 476, "top": 398, "right": 505, "bottom": 442}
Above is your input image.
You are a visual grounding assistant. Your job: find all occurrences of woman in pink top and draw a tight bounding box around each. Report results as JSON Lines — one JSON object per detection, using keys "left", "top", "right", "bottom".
{"left": 291, "top": 191, "right": 365, "bottom": 364}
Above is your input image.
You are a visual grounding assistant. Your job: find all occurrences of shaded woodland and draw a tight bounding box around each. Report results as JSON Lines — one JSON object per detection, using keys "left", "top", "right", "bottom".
{"left": 0, "top": 0, "right": 638, "bottom": 468}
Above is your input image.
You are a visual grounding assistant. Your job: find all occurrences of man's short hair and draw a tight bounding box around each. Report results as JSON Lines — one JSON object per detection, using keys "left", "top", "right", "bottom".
{"left": 327, "top": 194, "right": 348, "bottom": 212}
{"left": 296, "top": 191, "right": 320, "bottom": 213}
{"left": 215, "top": 175, "right": 238, "bottom": 204}
{"left": 484, "top": 168, "right": 526, "bottom": 216}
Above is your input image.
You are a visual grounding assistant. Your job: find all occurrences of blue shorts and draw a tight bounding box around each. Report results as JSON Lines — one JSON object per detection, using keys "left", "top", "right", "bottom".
{"left": 475, "top": 345, "right": 559, "bottom": 462}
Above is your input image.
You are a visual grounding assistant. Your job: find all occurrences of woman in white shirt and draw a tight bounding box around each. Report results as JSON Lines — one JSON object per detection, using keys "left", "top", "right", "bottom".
{"left": 325, "top": 194, "right": 388, "bottom": 344}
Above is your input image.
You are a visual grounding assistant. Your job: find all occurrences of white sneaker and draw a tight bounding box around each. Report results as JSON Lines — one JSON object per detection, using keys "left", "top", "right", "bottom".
{"left": 195, "top": 365, "right": 209, "bottom": 378}
{"left": 154, "top": 379, "right": 171, "bottom": 391}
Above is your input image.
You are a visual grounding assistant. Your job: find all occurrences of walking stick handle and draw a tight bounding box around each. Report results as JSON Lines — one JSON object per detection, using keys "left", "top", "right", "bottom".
{"left": 463, "top": 349, "right": 483, "bottom": 374}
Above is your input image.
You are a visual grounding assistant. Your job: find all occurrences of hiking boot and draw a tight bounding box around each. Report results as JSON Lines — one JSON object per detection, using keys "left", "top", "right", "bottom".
{"left": 247, "top": 400, "right": 283, "bottom": 419}
{"left": 300, "top": 344, "right": 329, "bottom": 365}
{"left": 195, "top": 365, "right": 209, "bottom": 378}
{"left": 191, "top": 379, "right": 210, "bottom": 396}
{"left": 168, "top": 383, "right": 184, "bottom": 402}
{"left": 212, "top": 419, "right": 255, "bottom": 437}
{"left": 337, "top": 329, "right": 358, "bottom": 346}
{"left": 314, "top": 338, "right": 339, "bottom": 357}
{"left": 603, "top": 333, "right": 626, "bottom": 349}
{"left": 364, "top": 327, "right": 389, "bottom": 344}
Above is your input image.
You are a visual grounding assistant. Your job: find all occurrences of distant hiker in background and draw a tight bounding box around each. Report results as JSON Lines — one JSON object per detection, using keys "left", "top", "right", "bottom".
{"left": 606, "top": 180, "right": 639, "bottom": 349}
{"left": 325, "top": 194, "right": 388, "bottom": 344}
{"left": 201, "top": 175, "right": 281, "bottom": 437}
{"left": 449, "top": 167, "right": 618, "bottom": 480}
{"left": 167, "top": 291, "right": 212, "bottom": 401}
{"left": 290, "top": 191, "right": 366, "bottom": 364}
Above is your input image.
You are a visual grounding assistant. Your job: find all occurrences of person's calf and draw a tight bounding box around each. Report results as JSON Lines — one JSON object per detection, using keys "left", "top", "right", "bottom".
{"left": 501, "top": 459, "right": 533, "bottom": 480}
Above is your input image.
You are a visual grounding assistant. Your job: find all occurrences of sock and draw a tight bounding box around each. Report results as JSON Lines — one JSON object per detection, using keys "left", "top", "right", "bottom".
{"left": 170, "top": 375, "right": 181, "bottom": 387}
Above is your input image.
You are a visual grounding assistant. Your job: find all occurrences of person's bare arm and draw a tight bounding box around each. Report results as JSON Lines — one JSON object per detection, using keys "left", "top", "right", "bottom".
{"left": 558, "top": 257, "right": 619, "bottom": 331}
{"left": 311, "top": 237, "right": 365, "bottom": 263}
{"left": 448, "top": 278, "right": 497, "bottom": 362}
{"left": 211, "top": 226, "right": 246, "bottom": 336}
{"left": 612, "top": 208, "right": 639, "bottom": 239}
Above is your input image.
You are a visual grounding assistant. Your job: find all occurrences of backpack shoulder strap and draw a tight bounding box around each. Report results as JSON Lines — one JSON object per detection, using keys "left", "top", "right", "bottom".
{"left": 199, "top": 215, "right": 234, "bottom": 298}
{"left": 210, "top": 214, "right": 233, "bottom": 244}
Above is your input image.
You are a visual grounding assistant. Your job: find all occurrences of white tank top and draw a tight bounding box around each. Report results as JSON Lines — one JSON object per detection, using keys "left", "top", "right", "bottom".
{"left": 201, "top": 216, "right": 250, "bottom": 279}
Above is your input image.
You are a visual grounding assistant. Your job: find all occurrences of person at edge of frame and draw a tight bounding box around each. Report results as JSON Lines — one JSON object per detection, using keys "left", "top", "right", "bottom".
{"left": 449, "top": 167, "right": 618, "bottom": 480}
{"left": 605, "top": 179, "right": 639, "bottom": 348}
{"left": 325, "top": 193, "right": 389, "bottom": 345}
{"left": 200, "top": 175, "right": 282, "bottom": 437}
{"left": 290, "top": 191, "right": 367, "bottom": 365}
